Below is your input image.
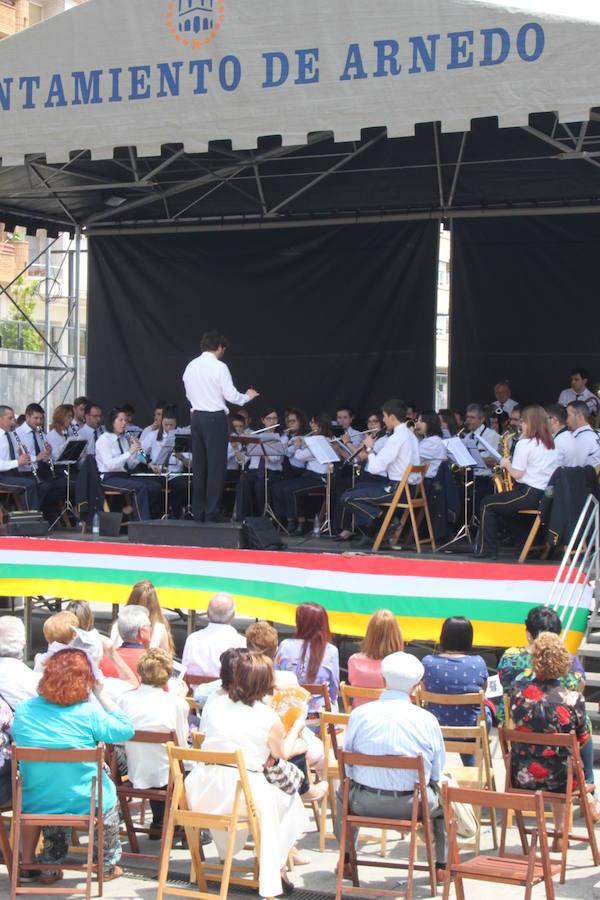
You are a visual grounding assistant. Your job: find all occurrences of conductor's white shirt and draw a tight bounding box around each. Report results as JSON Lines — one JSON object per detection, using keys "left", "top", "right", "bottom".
{"left": 183, "top": 351, "right": 249, "bottom": 413}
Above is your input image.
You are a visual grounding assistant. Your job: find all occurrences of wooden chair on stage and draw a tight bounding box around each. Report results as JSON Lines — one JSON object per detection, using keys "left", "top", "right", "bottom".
{"left": 339, "top": 682, "right": 383, "bottom": 712}
{"left": 441, "top": 784, "right": 559, "bottom": 900}
{"left": 336, "top": 750, "right": 438, "bottom": 900}
{"left": 372, "top": 464, "right": 436, "bottom": 553}
{"left": 158, "top": 743, "right": 266, "bottom": 900}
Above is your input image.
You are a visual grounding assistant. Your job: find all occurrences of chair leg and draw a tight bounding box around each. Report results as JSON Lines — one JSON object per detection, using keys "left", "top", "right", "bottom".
{"left": 219, "top": 788, "right": 242, "bottom": 900}
{"left": 157, "top": 793, "right": 179, "bottom": 900}
{"left": 422, "top": 498, "right": 437, "bottom": 551}
{"left": 372, "top": 498, "right": 401, "bottom": 552}
{"left": 0, "top": 817, "right": 12, "bottom": 875}
{"left": 519, "top": 515, "right": 541, "bottom": 563}
{"left": 407, "top": 501, "right": 422, "bottom": 553}
{"left": 119, "top": 792, "right": 141, "bottom": 854}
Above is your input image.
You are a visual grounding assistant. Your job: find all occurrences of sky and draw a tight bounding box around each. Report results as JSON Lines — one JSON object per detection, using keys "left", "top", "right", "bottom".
{"left": 469, "top": 0, "right": 600, "bottom": 22}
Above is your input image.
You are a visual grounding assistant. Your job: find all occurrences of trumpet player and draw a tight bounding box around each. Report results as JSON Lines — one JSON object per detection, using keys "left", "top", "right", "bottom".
{"left": 0, "top": 405, "right": 41, "bottom": 511}
{"left": 95, "top": 407, "right": 162, "bottom": 520}
{"left": 16, "top": 403, "right": 66, "bottom": 511}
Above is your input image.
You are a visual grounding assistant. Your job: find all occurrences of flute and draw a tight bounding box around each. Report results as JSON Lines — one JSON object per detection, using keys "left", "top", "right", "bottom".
{"left": 37, "top": 426, "right": 56, "bottom": 478}
{"left": 13, "top": 430, "right": 40, "bottom": 484}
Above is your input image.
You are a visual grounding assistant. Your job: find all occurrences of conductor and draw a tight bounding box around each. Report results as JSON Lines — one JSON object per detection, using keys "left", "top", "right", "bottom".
{"left": 183, "top": 331, "right": 258, "bottom": 522}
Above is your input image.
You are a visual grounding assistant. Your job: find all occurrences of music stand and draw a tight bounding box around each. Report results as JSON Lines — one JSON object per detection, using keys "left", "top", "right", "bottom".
{"left": 50, "top": 439, "right": 87, "bottom": 529}
{"left": 174, "top": 434, "right": 193, "bottom": 518}
{"left": 229, "top": 434, "right": 260, "bottom": 523}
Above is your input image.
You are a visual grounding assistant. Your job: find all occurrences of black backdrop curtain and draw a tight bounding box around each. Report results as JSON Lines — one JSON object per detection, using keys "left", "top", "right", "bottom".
{"left": 450, "top": 215, "right": 600, "bottom": 412}
{"left": 87, "top": 223, "right": 438, "bottom": 424}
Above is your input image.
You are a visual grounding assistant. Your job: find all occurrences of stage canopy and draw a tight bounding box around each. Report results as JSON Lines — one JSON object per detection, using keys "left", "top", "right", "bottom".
{"left": 0, "top": 0, "right": 600, "bottom": 413}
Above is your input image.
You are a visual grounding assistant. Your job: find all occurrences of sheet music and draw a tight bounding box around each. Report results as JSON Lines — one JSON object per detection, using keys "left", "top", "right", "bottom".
{"left": 473, "top": 433, "right": 502, "bottom": 463}
{"left": 305, "top": 435, "right": 340, "bottom": 465}
{"left": 445, "top": 437, "right": 478, "bottom": 468}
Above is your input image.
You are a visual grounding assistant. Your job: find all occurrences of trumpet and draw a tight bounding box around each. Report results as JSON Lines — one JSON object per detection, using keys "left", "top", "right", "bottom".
{"left": 37, "top": 426, "right": 56, "bottom": 478}
{"left": 13, "top": 429, "right": 40, "bottom": 483}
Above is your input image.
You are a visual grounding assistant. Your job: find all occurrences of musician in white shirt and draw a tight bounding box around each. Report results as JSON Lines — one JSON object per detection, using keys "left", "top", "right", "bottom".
{"left": 546, "top": 404, "right": 578, "bottom": 467}
{"left": 236, "top": 408, "right": 287, "bottom": 518}
{"left": 0, "top": 404, "right": 40, "bottom": 512}
{"left": 475, "top": 405, "right": 558, "bottom": 558}
{"left": 492, "top": 380, "right": 518, "bottom": 415}
{"left": 567, "top": 400, "right": 600, "bottom": 467}
{"left": 16, "top": 402, "right": 66, "bottom": 509}
{"left": 140, "top": 402, "right": 166, "bottom": 446}
{"left": 95, "top": 407, "right": 162, "bottom": 520}
{"left": 336, "top": 406, "right": 363, "bottom": 448}
{"left": 415, "top": 411, "right": 448, "bottom": 479}
{"left": 46, "top": 404, "right": 74, "bottom": 460}
{"left": 335, "top": 399, "right": 420, "bottom": 541}
{"left": 558, "top": 367, "right": 600, "bottom": 419}
{"left": 272, "top": 412, "right": 331, "bottom": 534}
{"left": 75, "top": 402, "right": 104, "bottom": 455}
{"left": 182, "top": 330, "right": 258, "bottom": 523}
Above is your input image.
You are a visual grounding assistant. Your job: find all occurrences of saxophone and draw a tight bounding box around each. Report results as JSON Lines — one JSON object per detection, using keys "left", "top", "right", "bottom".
{"left": 492, "top": 427, "right": 516, "bottom": 493}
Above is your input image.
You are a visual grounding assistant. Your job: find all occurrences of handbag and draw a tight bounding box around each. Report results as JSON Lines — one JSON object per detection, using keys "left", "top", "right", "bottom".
{"left": 263, "top": 756, "right": 303, "bottom": 796}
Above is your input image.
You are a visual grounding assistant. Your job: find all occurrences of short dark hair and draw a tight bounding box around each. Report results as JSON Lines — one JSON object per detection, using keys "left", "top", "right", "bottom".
{"left": 0, "top": 405, "right": 13, "bottom": 419}
{"left": 161, "top": 405, "right": 178, "bottom": 422}
{"left": 382, "top": 399, "right": 407, "bottom": 422}
{"left": 439, "top": 616, "right": 473, "bottom": 652}
{"left": 230, "top": 413, "right": 245, "bottom": 425}
{"left": 311, "top": 412, "right": 333, "bottom": 438}
{"left": 120, "top": 403, "right": 135, "bottom": 415}
{"left": 84, "top": 401, "right": 101, "bottom": 415}
{"left": 546, "top": 403, "right": 567, "bottom": 426}
{"left": 511, "top": 404, "right": 522, "bottom": 415}
{"left": 419, "top": 410, "right": 442, "bottom": 437}
{"left": 74, "top": 396, "right": 88, "bottom": 407}
{"left": 571, "top": 367, "right": 589, "bottom": 381}
{"left": 524, "top": 605, "right": 561, "bottom": 640}
{"left": 25, "top": 403, "right": 44, "bottom": 417}
{"left": 568, "top": 400, "right": 589, "bottom": 419}
{"left": 106, "top": 407, "right": 124, "bottom": 432}
{"left": 405, "top": 400, "right": 417, "bottom": 412}
{"left": 336, "top": 405, "right": 354, "bottom": 417}
{"left": 201, "top": 331, "right": 229, "bottom": 352}
{"left": 228, "top": 652, "right": 275, "bottom": 705}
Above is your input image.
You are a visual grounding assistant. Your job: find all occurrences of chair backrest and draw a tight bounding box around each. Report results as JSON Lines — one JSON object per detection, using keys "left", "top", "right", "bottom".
{"left": 338, "top": 750, "right": 428, "bottom": 806}
{"left": 442, "top": 782, "right": 547, "bottom": 817}
{"left": 416, "top": 687, "right": 486, "bottom": 723}
{"left": 339, "top": 681, "right": 384, "bottom": 712}
{"left": 498, "top": 726, "right": 580, "bottom": 799}
{"left": 441, "top": 723, "right": 486, "bottom": 766}
{"left": 184, "top": 674, "right": 219, "bottom": 688}
{"left": 300, "top": 682, "right": 332, "bottom": 712}
{"left": 108, "top": 728, "right": 181, "bottom": 783}
{"left": 319, "top": 710, "right": 350, "bottom": 764}
{"left": 12, "top": 744, "right": 104, "bottom": 815}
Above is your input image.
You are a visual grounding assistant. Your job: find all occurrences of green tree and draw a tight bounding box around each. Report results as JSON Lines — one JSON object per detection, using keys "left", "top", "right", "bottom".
{"left": 0, "top": 276, "right": 43, "bottom": 351}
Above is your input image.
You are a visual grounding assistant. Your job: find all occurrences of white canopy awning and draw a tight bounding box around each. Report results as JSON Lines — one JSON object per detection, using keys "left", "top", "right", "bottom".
{"left": 0, "top": 0, "right": 599, "bottom": 165}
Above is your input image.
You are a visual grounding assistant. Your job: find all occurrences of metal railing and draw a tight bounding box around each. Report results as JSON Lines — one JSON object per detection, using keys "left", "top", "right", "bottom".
{"left": 545, "top": 494, "right": 600, "bottom": 642}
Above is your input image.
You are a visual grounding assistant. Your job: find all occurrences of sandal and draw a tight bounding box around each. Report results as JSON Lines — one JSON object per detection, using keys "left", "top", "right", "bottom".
{"left": 103, "top": 865, "right": 123, "bottom": 882}
{"left": 290, "top": 849, "right": 310, "bottom": 866}
{"left": 39, "top": 869, "right": 63, "bottom": 885}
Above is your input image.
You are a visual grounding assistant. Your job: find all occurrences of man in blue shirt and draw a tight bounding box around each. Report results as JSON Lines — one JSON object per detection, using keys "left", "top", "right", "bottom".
{"left": 336, "top": 651, "right": 447, "bottom": 878}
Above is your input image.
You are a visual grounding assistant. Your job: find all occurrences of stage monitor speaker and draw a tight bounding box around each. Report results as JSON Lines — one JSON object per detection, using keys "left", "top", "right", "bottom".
{"left": 98, "top": 511, "right": 123, "bottom": 537}
{"left": 3, "top": 511, "right": 49, "bottom": 537}
{"left": 128, "top": 519, "right": 244, "bottom": 549}
{"left": 242, "top": 517, "right": 285, "bottom": 551}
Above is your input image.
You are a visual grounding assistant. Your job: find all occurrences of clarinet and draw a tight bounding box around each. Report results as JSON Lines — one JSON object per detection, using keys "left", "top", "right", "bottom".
{"left": 13, "top": 430, "right": 41, "bottom": 484}
{"left": 37, "top": 426, "right": 56, "bottom": 478}
{"left": 71, "top": 420, "right": 79, "bottom": 437}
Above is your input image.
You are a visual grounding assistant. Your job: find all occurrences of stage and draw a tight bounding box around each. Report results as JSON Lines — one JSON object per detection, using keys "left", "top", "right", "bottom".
{"left": 0, "top": 533, "right": 590, "bottom": 654}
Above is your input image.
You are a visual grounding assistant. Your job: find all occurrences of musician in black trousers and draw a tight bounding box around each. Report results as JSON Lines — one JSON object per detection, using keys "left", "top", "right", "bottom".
{"left": 0, "top": 405, "right": 42, "bottom": 511}
{"left": 183, "top": 331, "right": 258, "bottom": 522}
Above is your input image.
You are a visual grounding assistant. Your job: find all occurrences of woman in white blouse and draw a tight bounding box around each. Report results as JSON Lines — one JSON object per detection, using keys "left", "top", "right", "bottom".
{"left": 476, "top": 405, "right": 558, "bottom": 559}
{"left": 46, "top": 404, "right": 74, "bottom": 460}
{"left": 416, "top": 410, "right": 448, "bottom": 478}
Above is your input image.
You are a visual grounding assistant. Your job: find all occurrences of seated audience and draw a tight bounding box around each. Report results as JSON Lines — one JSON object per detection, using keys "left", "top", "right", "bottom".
{"left": 337, "top": 651, "right": 447, "bottom": 881}
{"left": 65, "top": 600, "right": 95, "bottom": 632}
{"left": 186, "top": 653, "right": 309, "bottom": 897}
{"left": 110, "top": 580, "right": 175, "bottom": 654}
{"left": 275, "top": 602, "right": 339, "bottom": 715}
{"left": 347, "top": 609, "right": 404, "bottom": 705}
{"left": 0, "top": 695, "right": 13, "bottom": 805}
{"left": 510, "top": 632, "right": 600, "bottom": 825}
{"left": 0, "top": 616, "right": 40, "bottom": 709}
{"left": 12, "top": 648, "right": 134, "bottom": 883}
{"left": 182, "top": 592, "right": 246, "bottom": 677}
{"left": 99, "top": 606, "right": 151, "bottom": 681}
{"left": 196, "top": 647, "right": 248, "bottom": 717}
{"left": 33, "top": 611, "right": 79, "bottom": 672}
{"left": 119, "top": 649, "right": 190, "bottom": 838}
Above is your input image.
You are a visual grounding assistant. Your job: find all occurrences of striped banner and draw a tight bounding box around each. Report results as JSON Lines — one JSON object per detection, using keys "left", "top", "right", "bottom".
{"left": 0, "top": 537, "right": 590, "bottom": 653}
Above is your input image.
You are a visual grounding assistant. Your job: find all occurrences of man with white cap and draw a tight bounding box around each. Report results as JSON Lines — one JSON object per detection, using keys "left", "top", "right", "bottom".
{"left": 336, "top": 651, "right": 447, "bottom": 879}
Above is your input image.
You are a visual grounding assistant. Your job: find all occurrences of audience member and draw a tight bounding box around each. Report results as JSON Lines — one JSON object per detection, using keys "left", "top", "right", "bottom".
{"left": 12, "top": 649, "right": 134, "bottom": 883}
{"left": 337, "top": 652, "right": 447, "bottom": 881}
{"left": 65, "top": 600, "right": 95, "bottom": 631}
{"left": 100, "top": 606, "right": 151, "bottom": 681}
{"left": 347, "top": 609, "right": 403, "bottom": 705}
{"left": 110, "top": 581, "right": 174, "bottom": 654}
{"left": 186, "top": 653, "right": 308, "bottom": 897}
{"left": 0, "top": 695, "right": 13, "bottom": 805}
{"left": 0, "top": 616, "right": 40, "bottom": 709}
{"left": 33, "top": 611, "right": 79, "bottom": 673}
{"left": 119, "top": 649, "right": 190, "bottom": 838}
{"left": 182, "top": 593, "right": 246, "bottom": 677}
{"left": 275, "top": 602, "right": 340, "bottom": 715}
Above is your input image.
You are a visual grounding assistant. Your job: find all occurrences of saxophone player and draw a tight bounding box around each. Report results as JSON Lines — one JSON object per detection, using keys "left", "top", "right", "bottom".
{"left": 0, "top": 405, "right": 41, "bottom": 511}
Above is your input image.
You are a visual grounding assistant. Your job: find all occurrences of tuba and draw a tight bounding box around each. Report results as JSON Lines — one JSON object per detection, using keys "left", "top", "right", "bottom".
{"left": 492, "top": 427, "right": 516, "bottom": 493}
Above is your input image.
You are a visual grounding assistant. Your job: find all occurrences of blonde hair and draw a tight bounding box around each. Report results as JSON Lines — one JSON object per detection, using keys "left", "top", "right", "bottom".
{"left": 531, "top": 632, "right": 571, "bottom": 681}
{"left": 245, "top": 621, "right": 279, "bottom": 659}
{"left": 65, "top": 600, "right": 94, "bottom": 631}
{"left": 137, "top": 648, "right": 173, "bottom": 688}
{"left": 361, "top": 609, "right": 404, "bottom": 660}
{"left": 50, "top": 404, "right": 73, "bottom": 433}
{"left": 43, "top": 611, "right": 79, "bottom": 646}
{"left": 126, "top": 580, "right": 174, "bottom": 654}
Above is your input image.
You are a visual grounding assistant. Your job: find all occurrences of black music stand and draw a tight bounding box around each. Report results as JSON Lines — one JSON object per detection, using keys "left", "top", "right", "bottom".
{"left": 174, "top": 434, "right": 193, "bottom": 518}
{"left": 229, "top": 434, "right": 260, "bottom": 522}
{"left": 50, "top": 439, "right": 88, "bottom": 529}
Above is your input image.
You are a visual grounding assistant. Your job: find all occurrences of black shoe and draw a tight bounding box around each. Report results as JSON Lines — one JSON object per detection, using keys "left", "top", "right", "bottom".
{"left": 19, "top": 870, "right": 39, "bottom": 883}
{"left": 280, "top": 874, "right": 295, "bottom": 895}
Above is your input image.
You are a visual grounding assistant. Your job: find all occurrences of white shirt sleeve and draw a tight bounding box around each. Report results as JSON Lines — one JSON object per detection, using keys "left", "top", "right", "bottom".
{"left": 366, "top": 432, "right": 401, "bottom": 477}
{"left": 95, "top": 435, "right": 130, "bottom": 473}
{"left": 219, "top": 362, "right": 249, "bottom": 407}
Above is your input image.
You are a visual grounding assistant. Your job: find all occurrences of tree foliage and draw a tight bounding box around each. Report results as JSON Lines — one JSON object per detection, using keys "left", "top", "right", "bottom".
{"left": 0, "top": 276, "right": 43, "bottom": 351}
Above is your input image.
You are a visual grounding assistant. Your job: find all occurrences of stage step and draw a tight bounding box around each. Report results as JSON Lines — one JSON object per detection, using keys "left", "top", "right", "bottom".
{"left": 584, "top": 672, "right": 600, "bottom": 689}
{"left": 577, "top": 641, "right": 600, "bottom": 659}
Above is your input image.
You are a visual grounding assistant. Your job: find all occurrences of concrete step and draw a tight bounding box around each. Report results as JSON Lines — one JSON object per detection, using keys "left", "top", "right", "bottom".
{"left": 577, "top": 641, "right": 600, "bottom": 658}
{"left": 584, "top": 672, "right": 600, "bottom": 689}
{"left": 585, "top": 701, "right": 600, "bottom": 721}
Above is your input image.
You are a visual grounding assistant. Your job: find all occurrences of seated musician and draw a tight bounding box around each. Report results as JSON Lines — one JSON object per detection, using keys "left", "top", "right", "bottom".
{"left": 546, "top": 403, "right": 578, "bottom": 467}
{"left": 140, "top": 401, "right": 167, "bottom": 446}
{"left": 0, "top": 404, "right": 41, "bottom": 512}
{"left": 558, "top": 366, "right": 600, "bottom": 420}
{"left": 462, "top": 402, "right": 500, "bottom": 508}
{"left": 283, "top": 408, "right": 309, "bottom": 476}
{"left": 567, "top": 400, "right": 600, "bottom": 467}
{"left": 492, "top": 379, "right": 519, "bottom": 415}
{"left": 415, "top": 411, "right": 448, "bottom": 478}
{"left": 438, "top": 409, "right": 458, "bottom": 438}
{"left": 475, "top": 405, "right": 558, "bottom": 559}
{"left": 235, "top": 408, "right": 286, "bottom": 518}
{"left": 77, "top": 402, "right": 105, "bottom": 455}
{"left": 16, "top": 402, "right": 66, "bottom": 513}
{"left": 335, "top": 399, "right": 420, "bottom": 543}
{"left": 46, "top": 404, "right": 75, "bottom": 460}
{"left": 272, "top": 412, "right": 332, "bottom": 535}
{"left": 120, "top": 402, "right": 143, "bottom": 437}
{"left": 143, "top": 406, "right": 188, "bottom": 518}
{"left": 71, "top": 396, "right": 88, "bottom": 435}
{"left": 352, "top": 411, "right": 388, "bottom": 484}
{"left": 336, "top": 406, "right": 362, "bottom": 448}
{"left": 95, "top": 408, "right": 162, "bottom": 521}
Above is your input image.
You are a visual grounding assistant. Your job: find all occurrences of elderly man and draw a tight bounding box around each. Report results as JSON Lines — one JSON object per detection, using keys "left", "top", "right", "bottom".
{"left": 336, "top": 651, "right": 447, "bottom": 880}
{"left": 100, "top": 606, "right": 152, "bottom": 681}
{"left": 182, "top": 592, "right": 246, "bottom": 677}
{"left": 0, "top": 616, "right": 40, "bottom": 708}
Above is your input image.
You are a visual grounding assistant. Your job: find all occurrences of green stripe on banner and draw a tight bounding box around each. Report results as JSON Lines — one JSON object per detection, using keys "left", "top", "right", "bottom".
{"left": 0, "top": 563, "right": 588, "bottom": 633}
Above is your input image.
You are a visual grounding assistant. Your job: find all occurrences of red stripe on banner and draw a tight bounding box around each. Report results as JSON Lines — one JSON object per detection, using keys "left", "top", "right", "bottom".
{"left": 0, "top": 535, "right": 567, "bottom": 582}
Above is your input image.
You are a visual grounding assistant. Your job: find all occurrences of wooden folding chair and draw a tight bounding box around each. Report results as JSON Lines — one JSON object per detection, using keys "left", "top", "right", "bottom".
{"left": 158, "top": 743, "right": 266, "bottom": 900}
{"left": 319, "top": 711, "right": 349, "bottom": 851}
{"left": 372, "top": 464, "right": 435, "bottom": 553}
{"left": 300, "top": 681, "right": 332, "bottom": 727}
{"left": 11, "top": 744, "right": 104, "bottom": 899}
{"left": 337, "top": 750, "right": 438, "bottom": 899}
{"left": 518, "top": 508, "right": 550, "bottom": 562}
{"left": 184, "top": 674, "right": 219, "bottom": 690}
{"left": 0, "top": 799, "right": 12, "bottom": 873}
{"left": 498, "top": 726, "right": 600, "bottom": 883}
{"left": 339, "top": 682, "right": 383, "bottom": 712}
{"left": 441, "top": 723, "right": 496, "bottom": 852}
{"left": 441, "top": 783, "right": 560, "bottom": 900}
{"left": 108, "top": 729, "right": 181, "bottom": 864}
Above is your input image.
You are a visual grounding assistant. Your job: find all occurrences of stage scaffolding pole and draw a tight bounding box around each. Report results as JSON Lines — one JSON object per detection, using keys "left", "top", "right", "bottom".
{"left": 74, "top": 226, "right": 81, "bottom": 397}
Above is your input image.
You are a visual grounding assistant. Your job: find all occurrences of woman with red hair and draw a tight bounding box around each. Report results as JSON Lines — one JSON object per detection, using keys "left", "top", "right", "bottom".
{"left": 12, "top": 648, "right": 134, "bottom": 884}
{"left": 274, "top": 602, "right": 339, "bottom": 714}
{"left": 475, "top": 404, "right": 558, "bottom": 559}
